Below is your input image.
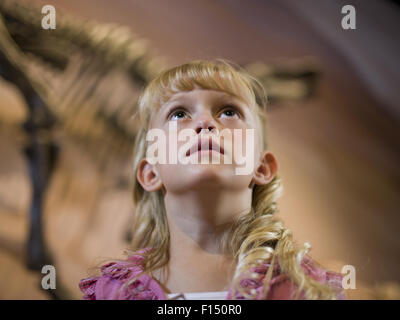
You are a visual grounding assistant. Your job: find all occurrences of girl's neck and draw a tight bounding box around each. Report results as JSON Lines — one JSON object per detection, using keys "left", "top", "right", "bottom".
{"left": 152, "top": 187, "right": 249, "bottom": 293}
{"left": 164, "top": 187, "right": 252, "bottom": 254}
{"left": 153, "top": 248, "right": 237, "bottom": 294}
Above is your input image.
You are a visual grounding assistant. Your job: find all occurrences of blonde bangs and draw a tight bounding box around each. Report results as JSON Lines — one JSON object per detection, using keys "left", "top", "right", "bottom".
{"left": 137, "top": 59, "right": 267, "bottom": 130}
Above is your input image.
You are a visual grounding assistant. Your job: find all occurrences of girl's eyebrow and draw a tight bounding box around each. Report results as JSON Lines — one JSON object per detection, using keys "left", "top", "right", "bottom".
{"left": 158, "top": 97, "right": 191, "bottom": 121}
{"left": 163, "top": 93, "right": 191, "bottom": 106}
{"left": 159, "top": 99, "right": 187, "bottom": 117}
{"left": 161, "top": 92, "right": 250, "bottom": 112}
{"left": 212, "top": 92, "right": 251, "bottom": 108}
{"left": 161, "top": 97, "right": 189, "bottom": 113}
{"left": 164, "top": 97, "right": 180, "bottom": 106}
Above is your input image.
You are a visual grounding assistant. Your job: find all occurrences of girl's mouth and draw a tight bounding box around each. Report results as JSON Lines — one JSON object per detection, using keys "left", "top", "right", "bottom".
{"left": 186, "top": 137, "right": 224, "bottom": 157}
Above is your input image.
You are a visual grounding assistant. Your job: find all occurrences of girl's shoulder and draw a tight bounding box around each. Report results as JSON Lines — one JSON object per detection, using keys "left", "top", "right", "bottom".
{"left": 300, "top": 255, "right": 345, "bottom": 294}
{"left": 228, "top": 254, "right": 345, "bottom": 300}
{"left": 266, "top": 254, "right": 346, "bottom": 300}
{"left": 79, "top": 248, "right": 166, "bottom": 300}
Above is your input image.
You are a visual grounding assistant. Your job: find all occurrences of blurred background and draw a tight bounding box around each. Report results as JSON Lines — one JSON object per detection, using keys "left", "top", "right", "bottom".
{"left": 0, "top": 0, "right": 399, "bottom": 299}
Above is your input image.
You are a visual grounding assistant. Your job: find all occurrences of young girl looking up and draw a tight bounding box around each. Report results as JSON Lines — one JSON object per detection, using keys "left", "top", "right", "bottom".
{"left": 79, "top": 59, "right": 345, "bottom": 300}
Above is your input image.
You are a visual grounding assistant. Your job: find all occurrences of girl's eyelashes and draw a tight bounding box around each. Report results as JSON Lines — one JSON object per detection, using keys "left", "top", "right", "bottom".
{"left": 167, "top": 104, "right": 243, "bottom": 121}
{"left": 168, "top": 107, "right": 190, "bottom": 121}
{"left": 218, "top": 105, "right": 242, "bottom": 119}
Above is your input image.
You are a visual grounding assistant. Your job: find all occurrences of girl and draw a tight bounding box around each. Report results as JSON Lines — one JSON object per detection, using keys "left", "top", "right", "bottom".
{"left": 79, "top": 59, "right": 345, "bottom": 300}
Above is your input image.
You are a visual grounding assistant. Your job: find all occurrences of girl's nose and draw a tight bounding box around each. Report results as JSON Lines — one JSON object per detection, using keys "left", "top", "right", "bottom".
{"left": 194, "top": 115, "right": 218, "bottom": 134}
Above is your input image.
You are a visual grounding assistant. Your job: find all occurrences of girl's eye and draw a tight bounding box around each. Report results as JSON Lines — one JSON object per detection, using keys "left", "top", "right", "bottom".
{"left": 219, "top": 107, "right": 240, "bottom": 119}
{"left": 170, "top": 109, "right": 189, "bottom": 121}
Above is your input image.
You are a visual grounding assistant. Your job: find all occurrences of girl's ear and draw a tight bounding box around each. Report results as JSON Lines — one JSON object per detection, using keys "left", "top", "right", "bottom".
{"left": 251, "top": 151, "right": 278, "bottom": 187}
{"left": 137, "top": 159, "right": 163, "bottom": 192}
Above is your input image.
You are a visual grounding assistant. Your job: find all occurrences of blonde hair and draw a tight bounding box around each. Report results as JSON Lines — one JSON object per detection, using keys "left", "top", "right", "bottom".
{"left": 125, "top": 58, "right": 339, "bottom": 299}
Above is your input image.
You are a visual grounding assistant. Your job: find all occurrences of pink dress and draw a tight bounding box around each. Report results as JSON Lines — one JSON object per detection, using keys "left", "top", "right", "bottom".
{"left": 79, "top": 248, "right": 345, "bottom": 300}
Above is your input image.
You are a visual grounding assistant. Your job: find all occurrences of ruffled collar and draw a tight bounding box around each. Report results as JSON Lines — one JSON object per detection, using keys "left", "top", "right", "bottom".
{"left": 80, "top": 247, "right": 336, "bottom": 300}
{"left": 118, "top": 248, "right": 285, "bottom": 300}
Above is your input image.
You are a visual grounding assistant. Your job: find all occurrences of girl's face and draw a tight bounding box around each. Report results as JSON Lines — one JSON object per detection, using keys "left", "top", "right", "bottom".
{"left": 142, "top": 88, "right": 269, "bottom": 194}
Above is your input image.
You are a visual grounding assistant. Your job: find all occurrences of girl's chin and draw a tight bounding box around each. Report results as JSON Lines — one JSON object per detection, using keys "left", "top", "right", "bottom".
{"left": 164, "top": 170, "right": 252, "bottom": 194}
{"left": 185, "top": 164, "right": 236, "bottom": 176}
{"left": 180, "top": 166, "right": 250, "bottom": 186}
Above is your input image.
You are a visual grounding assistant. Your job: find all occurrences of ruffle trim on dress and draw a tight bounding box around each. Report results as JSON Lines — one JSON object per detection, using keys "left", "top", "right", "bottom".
{"left": 79, "top": 248, "right": 166, "bottom": 300}
{"left": 227, "top": 255, "right": 345, "bottom": 300}
{"left": 79, "top": 250, "right": 344, "bottom": 300}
